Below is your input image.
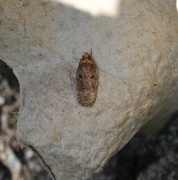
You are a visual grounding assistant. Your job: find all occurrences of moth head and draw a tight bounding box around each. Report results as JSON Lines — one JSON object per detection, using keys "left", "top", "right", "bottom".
{"left": 83, "top": 52, "right": 90, "bottom": 59}
{"left": 80, "top": 53, "right": 93, "bottom": 65}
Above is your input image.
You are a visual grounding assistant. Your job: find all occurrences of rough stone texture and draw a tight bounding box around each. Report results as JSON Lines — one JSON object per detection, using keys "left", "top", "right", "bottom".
{"left": 0, "top": 0, "right": 178, "bottom": 179}
{"left": 94, "top": 112, "right": 178, "bottom": 179}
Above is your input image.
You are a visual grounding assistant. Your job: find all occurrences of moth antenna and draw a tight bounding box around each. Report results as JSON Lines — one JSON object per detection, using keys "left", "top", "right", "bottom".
{"left": 73, "top": 57, "right": 78, "bottom": 60}
{"left": 90, "top": 48, "right": 93, "bottom": 56}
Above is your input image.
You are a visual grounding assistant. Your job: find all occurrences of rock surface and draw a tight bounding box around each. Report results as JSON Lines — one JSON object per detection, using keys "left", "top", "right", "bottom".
{"left": 0, "top": 0, "right": 178, "bottom": 179}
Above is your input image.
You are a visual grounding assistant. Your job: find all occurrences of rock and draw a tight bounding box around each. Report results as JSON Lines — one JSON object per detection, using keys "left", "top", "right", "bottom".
{"left": 0, "top": 0, "right": 178, "bottom": 179}
{"left": 94, "top": 113, "right": 178, "bottom": 179}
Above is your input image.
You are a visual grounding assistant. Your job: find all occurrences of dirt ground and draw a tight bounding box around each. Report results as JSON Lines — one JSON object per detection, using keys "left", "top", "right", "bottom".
{"left": 0, "top": 60, "right": 178, "bottom": 180}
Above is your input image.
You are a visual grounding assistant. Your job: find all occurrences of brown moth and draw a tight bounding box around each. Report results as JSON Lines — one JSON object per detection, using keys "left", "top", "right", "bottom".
{"left": 76, "top": 51, "right": 98, "bottom": 107}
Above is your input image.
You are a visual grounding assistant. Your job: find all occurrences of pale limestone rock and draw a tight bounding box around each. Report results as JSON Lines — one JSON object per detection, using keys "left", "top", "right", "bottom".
{"left": 0, "top": 0, "right": 178, "bottom": 179}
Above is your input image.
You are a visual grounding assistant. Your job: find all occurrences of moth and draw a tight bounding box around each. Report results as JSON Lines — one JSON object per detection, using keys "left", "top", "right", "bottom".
{"left": 76, "top": 51, "right": 98, "bottom": 107}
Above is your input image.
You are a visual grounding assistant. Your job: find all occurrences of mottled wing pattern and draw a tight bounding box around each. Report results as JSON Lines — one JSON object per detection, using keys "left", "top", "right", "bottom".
{"left": 76, "top": 52, "right": 98, "bottom": 107}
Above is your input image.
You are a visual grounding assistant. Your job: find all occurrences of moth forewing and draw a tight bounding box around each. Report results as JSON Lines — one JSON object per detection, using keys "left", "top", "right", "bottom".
{"left": 75, "top": 51, "right": 98, "bottom": 107}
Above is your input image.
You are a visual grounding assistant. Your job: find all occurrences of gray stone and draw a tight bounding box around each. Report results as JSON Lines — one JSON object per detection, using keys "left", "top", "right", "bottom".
{"left": 0, "top": 0, "right": 178, "bottom": 179}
